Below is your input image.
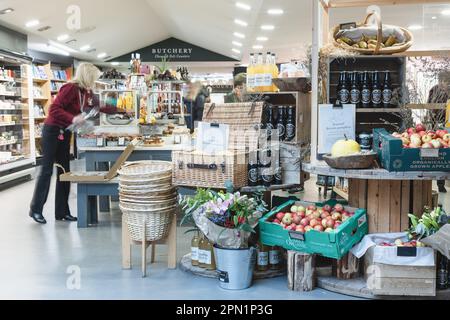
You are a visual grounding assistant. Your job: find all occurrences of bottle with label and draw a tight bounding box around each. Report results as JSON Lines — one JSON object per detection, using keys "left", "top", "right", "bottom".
{"left": 198, "top": 235, "right": 207, "bottom": 268}
{"left": 191, "top": 233, "right": 200, "bottom": 266}
{"left": 269, "top": 246, "right": 282, "bottom": 270}
{"left": 371, "top": 71, "right": 382, "bottom": 108}
{"left": 259, "top": 146, "right": 273, "bottom": 187}
{"left": 255, "top": 53, "right": 264, "bottom": 92}
{"left": 437, "top": 253, "right": 449, "bottom": 290}
{"left": 271, "top": 53, "right": 279, "bottom": 92}
{"left": 285, "top": 106, "right": 296, "bottom": 142}
{"left": 273, "top": 146, "right": 282, "bottom": 185}
{"left": 337, "top": 71, "right": 350, "bottom": 104}
{"left": 382, "top": 71, "right": 393, "bottom": 108}
{"left": 266, "top": 105, "right": 275, "bottom": 141}
{"left": 248, "top": 150, "right": 259, "bottom": 186}
{"left": 361, "top": 71, "right": 372, "bottom": 108}
{"left": 247, "top": 53, "right": 255, "bottom": 92}
{"left": 257, "top": 241, "right": 269, "bottom": 272}
{"left": 203, "top": 240, "right": 215, "bottom": 271}
{"left": 263, "top": 52, "right": 272, "bottom": 92}
{"left": 276, "top": 106, "right": 286, "bottom": 141}
{"left": 350, "top": 72, "right": 361, "bottom": 108}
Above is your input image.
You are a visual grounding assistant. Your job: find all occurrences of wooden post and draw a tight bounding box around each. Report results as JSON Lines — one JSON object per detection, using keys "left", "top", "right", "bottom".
{"left": 333, "top": 252, "right": 360, "bottom": 280}
{"left": 167, "top": 214, "right": 178, "bottom": 269}
{"left": 142, "top": 221, "right": 147, "bottom": 278}
{"left": 287, "top": 251, "right": 316, "bottom": 292}
{"left": 122, "top": 214, "right": 132, "bottom": 269}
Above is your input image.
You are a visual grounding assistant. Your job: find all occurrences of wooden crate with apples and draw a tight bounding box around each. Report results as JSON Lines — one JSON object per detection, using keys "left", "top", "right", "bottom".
{"left": 373, "top": 128, "right": 450, "bottom": 172}
{"left": 259, "top": 200, "right": 368, "bottom": 260}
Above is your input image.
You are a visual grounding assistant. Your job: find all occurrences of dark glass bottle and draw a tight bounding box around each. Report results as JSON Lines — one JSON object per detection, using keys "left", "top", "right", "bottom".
{"left": 371, "top": 71, "right": 382, "bottom": 108}
{"left": 337, "top": 71, "right": 350, "bottom": 104}
{"left": 438, "top": 253, "right": 449, "bottom": 290}
{"left": 266, "top": 105, "right": 275, "bottom": 140}
{"left": 273, "top": 147, "right": 282, "bottom": 185}
{"left": 382, "top": 71, "right": 393, "bottom": 108}
{"left": 248, "top": 151, "right": 259, "bottom": 187}
{"left": 350, "top": 72, "right": 361, "bottom": 108}
{"left": 276, "top": 106, "right": 286, "bottom": 141}
{"left": 285, "top": 106, "right": 296, "bottom": 142}
{"left": 361, "top": 71, "right": 372, "bottom": 108}
{"left": 259, "top": 146, "right": 273, "bottom": 187}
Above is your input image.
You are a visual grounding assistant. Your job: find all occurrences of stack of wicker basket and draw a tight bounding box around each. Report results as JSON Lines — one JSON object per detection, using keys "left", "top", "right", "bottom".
{"left": 118, "top": 161, "right": 177, "bottom": 242}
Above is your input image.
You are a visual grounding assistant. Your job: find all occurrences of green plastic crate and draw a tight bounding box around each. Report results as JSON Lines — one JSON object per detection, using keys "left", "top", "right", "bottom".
{"left": 373, "top": 128, "right": 450, "bottom": 172}
{"left": 259, "top": 200, "right": 368, "bottom": 260}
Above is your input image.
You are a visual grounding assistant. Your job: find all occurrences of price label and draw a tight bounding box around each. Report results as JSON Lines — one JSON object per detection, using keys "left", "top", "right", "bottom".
{"left": 420, "top": 148, "right": 439, "bottom": 158}
{"left": 96, "top": 137, "right": 104, "bottom": 147}
{"left": 118, "top": 137, "right": 126, "bottom": 146}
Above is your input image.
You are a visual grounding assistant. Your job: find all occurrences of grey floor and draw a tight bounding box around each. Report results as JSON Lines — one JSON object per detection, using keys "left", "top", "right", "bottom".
{"left": 0, "top": 161, "right": 447, "bottom": 300}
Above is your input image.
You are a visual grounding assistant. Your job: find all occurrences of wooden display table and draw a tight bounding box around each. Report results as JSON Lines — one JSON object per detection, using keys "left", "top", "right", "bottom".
{"left": 303, "top": 163, "right": 450, "bottom": 233}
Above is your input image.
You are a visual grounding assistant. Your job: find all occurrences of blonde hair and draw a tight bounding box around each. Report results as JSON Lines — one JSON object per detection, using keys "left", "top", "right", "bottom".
{"left": 71, "top": 63, "right": 101, "bottom": 89}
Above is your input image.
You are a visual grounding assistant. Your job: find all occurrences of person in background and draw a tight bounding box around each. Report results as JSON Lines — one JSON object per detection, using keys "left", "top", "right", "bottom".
{"left": 29, "top": 63, "right": 124, "bottom": 224}
{"left": 428, "top": 72, "right": 450, "bottom": 193}
{"left": 190, "top": 82, "right": 210, "bottom": 124}
{"left": 225, "top": 73, "right": 247, "bottom": 103}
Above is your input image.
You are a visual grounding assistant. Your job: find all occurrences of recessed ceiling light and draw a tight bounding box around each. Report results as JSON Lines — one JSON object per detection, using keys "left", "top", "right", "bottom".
{"left": 233, "top": 32, "right": 246, "bottom": 39}
{"left": 57, "top": 34, "right": 69, "bottom": 42}
{"left": 442, "top": 9, "right": 450, "bottom": 16}
{"left": 234, "top": 19, "right": 248, "bottom": 27}
{"left": 408, "top": 24, "right": 423, "bottom": 30}
{"left": 111, "top": 62, "right": 120, "bottom": 66}
{"left": 0, "top": 8, "right": 14, "bottom": 15}
{"left": 80, "top": 45, "right": 90, "bottom": 51}
{"left": 432, "top": 16, "right": 438, "bottom": 20}
{"left": 268, "top": 9, "right": 284, "bottom": 15}
{"left": 257, "top": 36, "right": 269, "bottom": 41}
{"left": 232, "top": 41, "right": 243, "bottom": 47}
{"left": 253, "top": 45, "right": 263, "bottom": 50}
{"left": 97, "top": 52, "right": 107, "bottom": 59}
{"left": 235, "top": 2, "right": 251, "bottom": 11}
{"left": 232, "top": 48, "right": 241, "bottom": 54}
{"left": 46, "top": 44, "right": 70, "bottom": 56}
{"left": 48, "top": 40, "right": 78, "bottom": 53}
{"left": 25, "top": 20, "right": 40, "bottom": 28}
{"left": 261, "top": 25, "right": 275, "bottom": 31}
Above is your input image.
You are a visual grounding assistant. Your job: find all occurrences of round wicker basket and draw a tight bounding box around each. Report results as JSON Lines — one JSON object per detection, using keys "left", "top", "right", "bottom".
{"left": 118, "top": 161, "right": 172, "bottom": 178}
{"left": 122, "top": 209, "right": 174, "bottom": 242}
{"left": 332, "top": 12, "right": 413, "bottom": 55}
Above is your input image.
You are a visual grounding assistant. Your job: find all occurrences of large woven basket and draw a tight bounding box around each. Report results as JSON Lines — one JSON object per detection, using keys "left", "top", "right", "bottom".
{"left": 122, "top": 209, "right": 175, "bottom": 242}
{"left": 332, "top": 12, "right": 413, "bottom": 55}
{"left": 172, "top": 150, "right": 248, "bottom": 189}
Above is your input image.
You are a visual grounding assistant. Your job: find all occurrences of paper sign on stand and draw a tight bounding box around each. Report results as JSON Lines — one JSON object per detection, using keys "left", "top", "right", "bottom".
{"left": 196, "top": 122, "right": 229, "bottom": 154}
{"left": 318, "top": 104, "right": 356, "bottom": 156}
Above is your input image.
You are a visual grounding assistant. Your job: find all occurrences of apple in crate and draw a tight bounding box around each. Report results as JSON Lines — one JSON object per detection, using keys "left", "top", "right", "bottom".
{"left": 407, "top": 128, "right": 416, "bottom": 136}
{"left": 307, "top": 205, "right": 317, "bottom": 211}
{"left": 422, "top": 142, "right": 434, "bottom": 149}
{"left": 421, "top": 135, "right": 432, "bottom": 144}
{"left": 295, "top": 225, "right": 305, "bottom": 233}
{"left": 312, "top": 211, "right": 321, "bottom": 219}
{"left": 304, "top": 226, "right": 313, "bottom": 232}
{"left": 300, "top": 218, "right": 310, "bottom": 227}
{"left": 331, "top": 212, "right": 342, "bottom": 221}
{"left": 297, "top": 205, "right": 306, "bottom": 213}
{"left": 443, "top": 133, "right": 450, "bottom": 143}
{"left": 416, "top": 124, "right": 426, "bottom": 133}
{"left": 276, "top": 212, "right": 285, "bottom": 221}
{"left": 298, "top": 211, "right": 306, "bottom": 219}
{"left": 427, "top": 131, "right": 437, "bottom": 139}
{"left": 323, "top": 204, "right": 332, "bottom": 213}
{"left": 334, "top": 221, "right": 343, "bottom": 228}
{"left": 273, "top": 219, "right": 281, "bottom": 224}
{"left": 292, "top": 215, "right": 302, "bottom": 225}
{"left": 326, "top": 218, "right": 335, "bottom": 229}
{"left": 282, "top": 213, "right": 292, "bottom": 225}
{"left": 431, "top": 139, "right": 442, "bottom": 149}
{"left": 322, "top": 219, "right": 328, "bottom": 228}
{"left": 314, "top": 225, "right": 324, "bottom": 232}
{"left": 309, "top": 218, "right": 320, "bottom": 228}
{"left": 334, "top": 204, "right": 344, "bottom": 212}
{"left": 321, "top": 211, "right": 331, "bottom": 219}
{"left": 410, "top": 134, "right": 422, "bottom": 148}
{"left": 305, "top": 209, "right": 314, "bottom": 217}
{"left": 290, "top": 206, "right": 298, "bottom": 213}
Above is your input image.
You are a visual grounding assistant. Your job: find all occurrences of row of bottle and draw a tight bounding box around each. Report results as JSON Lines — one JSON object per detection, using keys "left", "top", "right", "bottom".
{"left": 191, "top": 233, "right": 216, "bottom": 270}
{"left": 247, "top": 52, "right": 279, "bottom": 93}
{"left": 256, "top": 241, "right": 282, "bottom": 271}
{"left": 337, "top": 70, "right": 393, "bottom": 108}
{"left": 248, "top": 147, "right": 282, "bottom": 187}
{"left": 262, "top": 105, "right": 296, "bottom": 142}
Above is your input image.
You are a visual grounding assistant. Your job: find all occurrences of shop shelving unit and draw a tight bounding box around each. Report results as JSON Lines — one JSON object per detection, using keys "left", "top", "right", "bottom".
{"left": 0, "top": 50, "right": 36, "bottom": 185}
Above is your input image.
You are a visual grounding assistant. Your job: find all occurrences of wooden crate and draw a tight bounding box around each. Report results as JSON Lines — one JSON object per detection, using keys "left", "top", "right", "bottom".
{"left": 364, "top": 246, "right": 436, "bottom": 297}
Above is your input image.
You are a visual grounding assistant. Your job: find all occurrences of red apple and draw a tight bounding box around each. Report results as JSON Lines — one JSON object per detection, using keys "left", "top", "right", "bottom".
{"left": 334, "top": 221, "right": 343, "bottom": 229}
{"left": 305, "top": 209, "right": 314, "bottom": 217}
{"left": 438, "top": 129, "right": 448, "bottom": 138}
{"left": 431, "top": 139, "right": 442, "bottom": 149}
{"left": 300, "top": 218, "right": 309, "bottom": 227}
{"left": 322, "top": 219, "right": 328, "bottom": 228}
{"left": 295, "top": 225, "right": 305, "bottom": 233}
{"left": 323, "top": 205, "right": 332, "bottom": 213}
{"left": 321, "top": 212, "right": 331, "bottom": 219}
{"left": 290, "top": 223, "right": 297, "bottom": 229}
{"left": 298, "top": 212, "right": 306, "bottom": 219}
{"left": 331, "top": 212, "right": 342, "bottom": 221}
{"left": 334, "top": 204, "right": 344, "bottom": 212}
{"left": 307, "top": 205, "right": 317, "bottom": 211}
{"left": 326, "top": 219, "right": 335, "bottom": 228}
{"left": 407, "top": 128, "right": 416, "bottom": 136}
{"left": 276, "top": 212, "right": 285, "bottom": 221}
{"left": 314, "top": 225, "right": 324, "bottom": 232}
{"left": 419, "top": 131, "right": 427, "bottom": 137}
{"left": 293, "top": 215, "right": 302, "bottom": 225}
{"left": 304, "top": 226, "right": 313, "bottom": 232}
{"left": 312, "top": 211, "right": 321, "bottom": 219}
{"left": 427, "top": 131, "right": 437, "bottom": 139}
{"left": 401, "top": 132, "right": 409, "bottom": 139}
{"left": 309, "top": 218, "right": 320, "bottom": 228}
{"left": 422, "top": 142, "right": 433, "bottom": 149}
{"left": 273, "top": 219, "right": 281, "bottom": 224}
{"left": 297, "top": 205, "right": 306, "bottom": 213}
{"left": 416, "top": 124, "right": 426, "bottom": 133}
{"left": 421, "top": 135, "right": 432, "bottom": 144}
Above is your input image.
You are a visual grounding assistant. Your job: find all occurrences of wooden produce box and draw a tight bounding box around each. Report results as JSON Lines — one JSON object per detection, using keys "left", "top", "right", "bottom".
{"left": 364, "top": 246, "right": 436, "bottom": 297}
{"left": 259, "top": 200, "right": 368, "bottom": 259}
{"left": 374, "top": 128, "right": 450, "bottom": 171}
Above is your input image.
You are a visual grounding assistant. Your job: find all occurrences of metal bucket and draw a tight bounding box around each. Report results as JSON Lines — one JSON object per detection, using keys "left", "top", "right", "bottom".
{"left": 214, "top": 245, "right": 257, "bottom": 290}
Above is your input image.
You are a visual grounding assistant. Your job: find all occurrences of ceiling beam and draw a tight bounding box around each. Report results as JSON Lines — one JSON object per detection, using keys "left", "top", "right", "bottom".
{"left": 326, "top": 0, "right": 450, "bottom": 8}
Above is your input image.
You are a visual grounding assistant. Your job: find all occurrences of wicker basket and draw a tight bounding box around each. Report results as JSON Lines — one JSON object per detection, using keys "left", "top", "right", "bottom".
{"left": 118, "top": 160, "right": 172, "bottom": 178}
{"left": 172, "top": 150, "right": 248, "bottom": 189}
{"left": 122, "top": 209, "right": 175, "bottom": 242}
{"left": 332, "top": 12, "right": 413, "bottom": 55}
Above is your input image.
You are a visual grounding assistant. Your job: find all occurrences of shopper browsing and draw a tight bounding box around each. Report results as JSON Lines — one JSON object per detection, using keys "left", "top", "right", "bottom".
{"left": 225, "top": 73, "right": 247, "bottom": 103}
{"left": 29, "top": 63, "right": 123, "bottom": 224}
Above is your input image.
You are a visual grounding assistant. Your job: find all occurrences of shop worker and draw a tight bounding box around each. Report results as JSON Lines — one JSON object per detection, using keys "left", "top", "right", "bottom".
{"left": 225, "top": 73, "right": 247, "bottom": 103}
{"left": 29, "top": 63, "right": 122, "bottom": 224}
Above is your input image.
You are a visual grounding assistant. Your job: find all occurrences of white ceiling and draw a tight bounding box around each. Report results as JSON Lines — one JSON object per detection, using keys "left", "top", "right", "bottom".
{"left": 0, "top": 0, "right": 449, "bottom": 71}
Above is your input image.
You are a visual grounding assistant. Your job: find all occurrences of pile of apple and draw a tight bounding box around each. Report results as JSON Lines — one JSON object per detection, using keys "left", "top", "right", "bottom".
{"left": 392, "top": 124, "right": 450, "bottom": 149}
{"left": 271, "top": 203, "right": 355, "bottom": 233}
{"left": 379, "top": 239, "right": 426, "bottom": 248}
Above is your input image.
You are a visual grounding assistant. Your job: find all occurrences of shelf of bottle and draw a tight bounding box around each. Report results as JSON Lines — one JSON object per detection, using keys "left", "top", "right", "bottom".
{"left": 329, "top": 71, "right": 400, "bottom": 74}
{"left": 329, "top": 83, "right": 401, "bottom": 87}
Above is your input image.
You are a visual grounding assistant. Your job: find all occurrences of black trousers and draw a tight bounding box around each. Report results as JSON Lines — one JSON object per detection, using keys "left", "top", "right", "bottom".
{"left": 30, "top": 125, "right": 72, "bottom": 218}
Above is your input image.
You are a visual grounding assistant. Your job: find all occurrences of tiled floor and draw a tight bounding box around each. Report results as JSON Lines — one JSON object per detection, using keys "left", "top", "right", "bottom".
{"left": 0, "top": 161, "right": 446, "bottom": 300}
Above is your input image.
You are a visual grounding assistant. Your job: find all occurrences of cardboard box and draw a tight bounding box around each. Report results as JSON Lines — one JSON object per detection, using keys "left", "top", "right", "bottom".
{"left": 60, "top": 140, "right": 137, "bottom": 183}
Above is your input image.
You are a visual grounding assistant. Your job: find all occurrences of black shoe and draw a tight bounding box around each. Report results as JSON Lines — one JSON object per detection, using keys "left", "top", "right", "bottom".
{"left": 29, "top": 212, "right": 47, "bottom": 224}
{"left": 439, "top": 186, "right": 447, "bottom": 193}
{"left": 56, "top": 214, "right": 78, "bottom": 222}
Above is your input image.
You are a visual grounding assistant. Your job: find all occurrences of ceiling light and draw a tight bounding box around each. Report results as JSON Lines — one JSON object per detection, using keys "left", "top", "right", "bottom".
{"left": 232, "top": 41, "right": 243, "bottom": 47}
{"left": 257, "top": 36, "right": 269, "bottom": 41}
{"left": 111, "top": 62, "right": 120, "bottom": 66}
{"left": 97, "top": 52, "right": 107, "bottom": 59}
{"left": 25, "top": 20, "right": 40, "bottom": 28}
{"left": 442, "top": 9, "right": 450, "bottom": 16}
{"left": 235, "top": 2, "right": 251, "bottom": 11}
{"left": 0, "top": 8, "right": 14, "bottom": 15}
{"left": 0, "top": 56, "right": 4, "bottom": 60}
{"left": 408, "top": 24, "right": 423, "bottom": 30}
{"left": 232, "top": 48, "right": 241, "bottom": 54}
{"left": 57, "top": 34, "right": 69, "bottom": 42}
{"left": 234, "top": 19, "right": 248, "bottom": 27}
{"left": 261, "top": 25, "right": 275, "bottom": 31}
{"left": 268, "top": 9, "right": 284, "bottom": 15}
{"left": 233, "top": 32, "right": 245, "bottom": 39}
{"left": 48, "top": 40, "right": 78, "bottom": 53}
{"left": 46, "top": 44, "right": 70, "bottom": 56}
{"left": 432, "top": 16, "right": 438, "bottom": 20}
{"left": 253, "top": 45, "right": 263, "bottom": 50}
{"left": 80, "top": 45, "right": 90, "bottom": 51}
